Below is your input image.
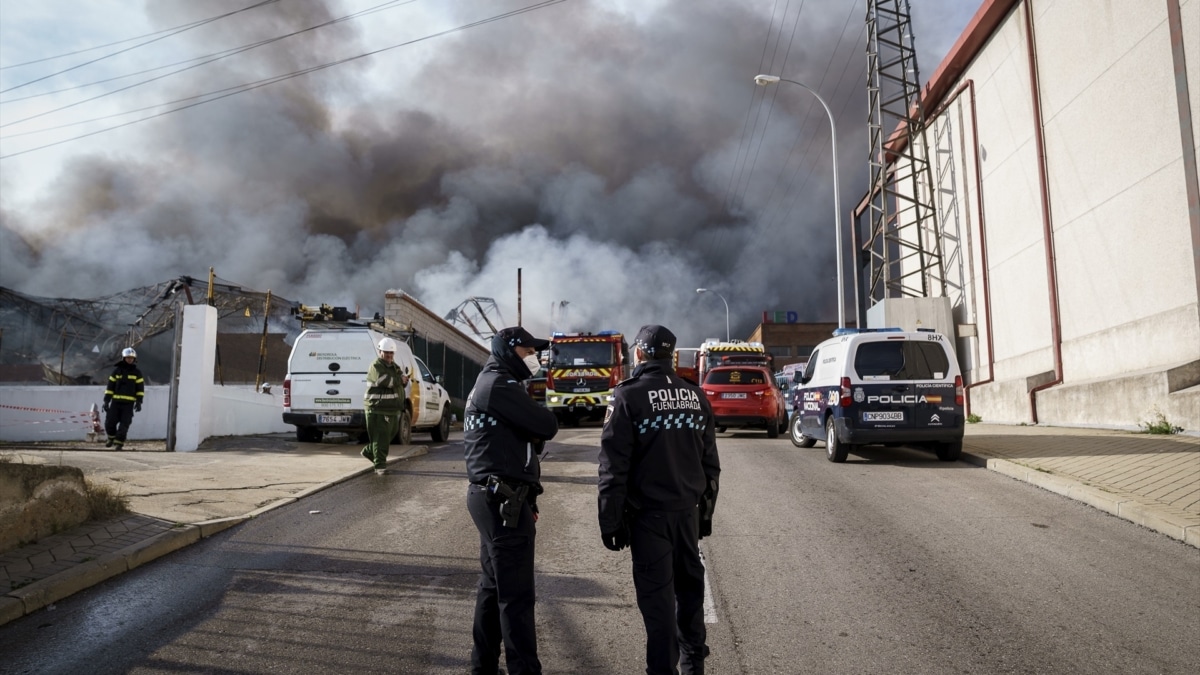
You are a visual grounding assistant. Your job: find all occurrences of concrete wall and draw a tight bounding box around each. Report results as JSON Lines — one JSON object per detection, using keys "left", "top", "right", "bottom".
{"left": 0, "top": 385, "right": 288, "bottom": 443}
{"left": 384, "top": 289, "right": 489, "bottom": 363}
{"left": 881, "top": 0, "right": 1200, "bottom": 431}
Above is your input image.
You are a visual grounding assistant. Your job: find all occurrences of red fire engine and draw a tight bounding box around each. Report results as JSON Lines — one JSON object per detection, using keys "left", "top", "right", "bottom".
{"left": 544, "top": 331, "right": 628, "bottom": 424}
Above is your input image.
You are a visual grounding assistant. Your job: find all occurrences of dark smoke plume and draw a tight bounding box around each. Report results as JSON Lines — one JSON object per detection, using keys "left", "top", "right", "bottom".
{"left": 0, "top": 0, "right": 977, "bottom": 347}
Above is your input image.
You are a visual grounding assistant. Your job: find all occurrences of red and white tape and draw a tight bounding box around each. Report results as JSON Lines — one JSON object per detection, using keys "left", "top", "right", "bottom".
{"left": 0, "top": 412, "right": 93, "bottom": 427}
{"left": 0, "top": 403, "right": 80, "bottom": 414}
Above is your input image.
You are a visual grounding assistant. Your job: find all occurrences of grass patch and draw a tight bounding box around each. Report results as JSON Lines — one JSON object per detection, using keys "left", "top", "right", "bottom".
{"left": 967, "top": 413, "right": 982, "bottom": 424}
{"left": 1139, "top": 411, "right": 1183, "bottom": 435}
{"left": 85, "top": 480, "right": 130, "bottom": 520}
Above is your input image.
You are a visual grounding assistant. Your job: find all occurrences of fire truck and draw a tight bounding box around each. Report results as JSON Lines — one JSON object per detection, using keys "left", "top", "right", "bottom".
{"left": 696, "top": 339, "right": 773, "bottom": 384}
{"left": 674, "top": 347, "right": 700, "bottom": 384}
{"left": 544, "top": 331, "right": 629, "bottom": 424}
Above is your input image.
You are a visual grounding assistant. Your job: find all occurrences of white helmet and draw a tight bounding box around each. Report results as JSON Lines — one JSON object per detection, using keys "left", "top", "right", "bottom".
{"left": 378, "top": 338, "right": 397, "bottom": 353}
{"left": 121, "top": 347, "right": 137, "bottom": 359}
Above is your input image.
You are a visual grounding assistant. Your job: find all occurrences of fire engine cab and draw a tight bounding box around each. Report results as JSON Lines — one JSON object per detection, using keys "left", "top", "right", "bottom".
{"left": 696, "top": 339, "right": 773, "bottom": 383}
{"left": 544, "top": 331, "right": 629, "bottom": 424}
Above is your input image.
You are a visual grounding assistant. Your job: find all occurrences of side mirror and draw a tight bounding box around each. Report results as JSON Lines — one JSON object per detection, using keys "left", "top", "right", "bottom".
{"left": 435, "top": 375, "right": 444, "bottom": 385}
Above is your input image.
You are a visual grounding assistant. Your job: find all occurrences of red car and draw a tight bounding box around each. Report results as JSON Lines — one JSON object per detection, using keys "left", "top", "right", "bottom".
{"left": 702, "top": 365, "right": 788, "bottom": 438}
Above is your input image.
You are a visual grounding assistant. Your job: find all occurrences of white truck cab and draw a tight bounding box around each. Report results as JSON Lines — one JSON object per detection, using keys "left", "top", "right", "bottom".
{"left": 282, "top": 327, "right": 452, "bottom": 444}
{"left": 789, "top": 328, "right": 964, "bottom": 462}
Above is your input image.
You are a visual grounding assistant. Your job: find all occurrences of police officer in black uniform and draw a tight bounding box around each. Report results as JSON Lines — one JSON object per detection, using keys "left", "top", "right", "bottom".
{"left": 464, "top": 326, "right": 559, "bottom": 675}
{"left": 598, "top": 324, "right": 721, "bottom": 675}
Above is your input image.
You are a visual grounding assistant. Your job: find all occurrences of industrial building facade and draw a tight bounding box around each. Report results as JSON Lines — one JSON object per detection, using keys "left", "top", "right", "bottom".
{"left": 858, "top": 0, "right": 1198, "bottom": 430}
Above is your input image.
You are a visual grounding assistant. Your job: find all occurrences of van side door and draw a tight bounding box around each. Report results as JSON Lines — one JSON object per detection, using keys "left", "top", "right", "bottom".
{"left": 412, "top": 357, "right": 444, "bottom": 426}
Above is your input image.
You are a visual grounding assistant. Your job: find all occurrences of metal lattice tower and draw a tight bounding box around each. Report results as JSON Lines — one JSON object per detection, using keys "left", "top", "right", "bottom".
{"left": 862, "top": 0, "right": 945, "bottom": 307}
{"left": 444, "top": 297, "right": 506, "bottom": 343}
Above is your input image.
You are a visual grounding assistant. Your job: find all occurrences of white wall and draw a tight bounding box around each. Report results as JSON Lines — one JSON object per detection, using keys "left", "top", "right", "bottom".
{"left": 0, "top": 384, "right": 288, "bottom": 443}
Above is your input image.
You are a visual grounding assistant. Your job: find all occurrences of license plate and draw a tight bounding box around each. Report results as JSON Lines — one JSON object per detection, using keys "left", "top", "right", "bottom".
{"left": 721, "top": 392, "right": 747, "bottom": 399}
{"left": 318, "top": 415, "right": 351, "bottom": 424}
{"left": 573, "top": 387, "right": 590, "bottom": 393}
{"left": 863, "top": 411, "right": 904, "bottom": 422}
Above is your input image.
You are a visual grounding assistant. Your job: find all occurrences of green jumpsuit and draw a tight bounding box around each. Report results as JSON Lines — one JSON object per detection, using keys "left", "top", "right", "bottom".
{"left": 362, "top": 356, "right": 407, "bottom": 470}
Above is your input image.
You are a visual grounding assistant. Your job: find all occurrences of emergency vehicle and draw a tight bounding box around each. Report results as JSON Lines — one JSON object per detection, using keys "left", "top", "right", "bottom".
{"left": 543, "top": 331, "right": 629, "bottom": 423}
{"left": 788, "top": 328, "right": 964, "bottom": 462}
{"left": 674, "top": 347, "right": 700, "bottom": 384}
{"left": 696, "top": 339, "right": 773, "bottom": 383}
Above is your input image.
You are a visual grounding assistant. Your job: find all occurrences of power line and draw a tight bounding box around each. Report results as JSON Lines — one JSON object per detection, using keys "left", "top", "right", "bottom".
{"left": 0, "top": 0, "right": 282, "bottom": 94}
{"left": 724, "top": 0, "right": 782, "bottom": 213}
{"left": 0, "top": 0, "right": 572, "bottom": 160}
{"left": 0, "top": 2, "right": 281, "bottom": 70}
{"left": 734, "top": 0, "right": 807, "bottom": 210}
{"left": 752, "top": 0, "right": 862, "bottom": 233}
{"left": 0, "top": 0, "right": 418, "bottom": 131}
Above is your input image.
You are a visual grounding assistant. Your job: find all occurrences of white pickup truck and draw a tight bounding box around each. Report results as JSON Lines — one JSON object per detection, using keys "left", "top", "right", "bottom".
{"left": 282, "top": 327, "right": 452, "bottom": 444}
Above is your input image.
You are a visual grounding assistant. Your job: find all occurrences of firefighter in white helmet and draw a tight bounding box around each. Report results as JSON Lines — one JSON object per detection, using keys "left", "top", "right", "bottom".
{"left": 102, "top": 347, "right": 145, "bottom": 449}
{"left": 361, "top": 337, "right": 410, "bottom": 473}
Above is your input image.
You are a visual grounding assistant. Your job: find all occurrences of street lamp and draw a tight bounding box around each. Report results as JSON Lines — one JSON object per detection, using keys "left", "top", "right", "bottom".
{"left": 753, "top": 74, "right": 846, "bottom": 329}
{"left": 696, "top": 288, "right": 730, "bottom": 341}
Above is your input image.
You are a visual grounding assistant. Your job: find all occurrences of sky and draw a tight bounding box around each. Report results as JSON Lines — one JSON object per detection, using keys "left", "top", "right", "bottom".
{"left": 0, "top": 0, "right": 980, "bottom": 348}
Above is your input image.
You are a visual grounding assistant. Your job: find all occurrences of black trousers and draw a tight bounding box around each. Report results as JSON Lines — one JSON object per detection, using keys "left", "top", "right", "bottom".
{"left": 104, "top": 402, "right": 135, "bottom": 442}
{"left": 629, "top": 507, "right": 708, "bottom": 675}
{"left": 467, "top": 483, "right": 541, "bottom": 675}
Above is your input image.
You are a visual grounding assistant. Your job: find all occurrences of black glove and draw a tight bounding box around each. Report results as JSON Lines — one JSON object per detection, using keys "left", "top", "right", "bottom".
{"left": 698, "top": 480, "right": 717, "bottom": 540}
{"left": 134, "top": 403, "right": 142, "bottom": 413}
{"left": 602, "top": 522, "right": 630, "bottom": 551}
{"left": 102, "top": 400, "right": 110, "bottom": 413}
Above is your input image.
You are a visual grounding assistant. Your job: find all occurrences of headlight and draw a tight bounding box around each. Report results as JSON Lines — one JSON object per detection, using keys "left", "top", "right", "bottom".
{"left": 605, "top": 394, "right": 615, "bottom": 403}
{"left": 548, "top": 395, "right": 561, "bottom": 404}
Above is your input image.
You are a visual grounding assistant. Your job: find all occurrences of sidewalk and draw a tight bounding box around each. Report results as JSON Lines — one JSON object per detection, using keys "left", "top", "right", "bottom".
{"left": 2, "top": 424, "right": 1198, "bottom": 628}
{"left": 1, "top": 433, "right": 429, "bottom": 627}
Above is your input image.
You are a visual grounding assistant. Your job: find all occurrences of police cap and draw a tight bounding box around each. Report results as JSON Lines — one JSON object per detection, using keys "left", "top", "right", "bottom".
{"left": 634, "top": 324, "right": 676, "bottom": 359}
{"left": 498, "top": 326, "right": 550, "bottom": 351}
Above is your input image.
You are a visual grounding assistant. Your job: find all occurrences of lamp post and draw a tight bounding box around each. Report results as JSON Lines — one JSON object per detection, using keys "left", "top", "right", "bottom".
{"left": 696, "top": 288, "right": 730, "bottom": 341}
{"left": 753, "top": 74, "right": 845, "bottom": 330}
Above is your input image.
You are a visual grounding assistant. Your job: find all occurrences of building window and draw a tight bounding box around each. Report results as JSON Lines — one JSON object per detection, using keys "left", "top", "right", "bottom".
{"left": 767, "top": 345, "right": 791, "bottom": 357}
{"left": 796, "top": 346, "right": 814, "bottom": 358}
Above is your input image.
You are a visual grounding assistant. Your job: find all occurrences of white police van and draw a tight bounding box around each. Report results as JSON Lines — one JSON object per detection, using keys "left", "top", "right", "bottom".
{"left": 788, "top": 328, "right": 964, "bottom": 462}
{"left": 283, "top": 327, "right": 452, "bottom": 444}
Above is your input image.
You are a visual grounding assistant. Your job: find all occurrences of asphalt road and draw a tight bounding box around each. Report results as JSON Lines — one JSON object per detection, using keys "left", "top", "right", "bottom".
{"left": 2, "top": 429, "right": 1198, "bottom": 674}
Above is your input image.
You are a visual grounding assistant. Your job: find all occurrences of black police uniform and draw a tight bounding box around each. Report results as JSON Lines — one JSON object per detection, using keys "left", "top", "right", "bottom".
{"left": 463, "top": 328, "right": 559, "bottom": 675}
{"left": 598, "top": 325, "right": 720, "bottom": 675}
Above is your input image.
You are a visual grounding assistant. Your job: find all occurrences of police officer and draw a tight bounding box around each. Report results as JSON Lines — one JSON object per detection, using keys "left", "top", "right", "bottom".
{"left": 102, "top": 347, "right": 145, "bottom": 450}
{"left": 463, "top": 326, "right": 559, "bottom": 675}
{"left": 598, "top": 324, "right": 720, "bottom": 675}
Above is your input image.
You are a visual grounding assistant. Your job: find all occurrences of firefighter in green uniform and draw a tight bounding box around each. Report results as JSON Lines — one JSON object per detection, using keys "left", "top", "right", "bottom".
{"left": 362, "top": 337, "right": 409, "bottom": 474}
{"left": 103, "top": 347, "right": 145, "bottom": 449}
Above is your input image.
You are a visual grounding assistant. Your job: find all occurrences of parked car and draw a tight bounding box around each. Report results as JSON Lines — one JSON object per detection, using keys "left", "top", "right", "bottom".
{"left": 789, "top": 328, "right": 964, "bottom": 462}
{"left": 702, "top": 365, "right": 788, "bottom": 438}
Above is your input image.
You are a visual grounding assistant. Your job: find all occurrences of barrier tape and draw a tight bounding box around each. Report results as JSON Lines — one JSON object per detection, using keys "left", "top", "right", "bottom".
{"left": 0, "top": 403, "right": 79, "bottom": 414}
{"left": 0, "top": 412, "right": 94, "bottom": 427}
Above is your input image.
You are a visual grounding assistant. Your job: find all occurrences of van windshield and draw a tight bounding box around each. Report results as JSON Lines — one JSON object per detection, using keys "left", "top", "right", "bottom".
{"left": 854, "top": 341, "right": 950, "bottom": 380}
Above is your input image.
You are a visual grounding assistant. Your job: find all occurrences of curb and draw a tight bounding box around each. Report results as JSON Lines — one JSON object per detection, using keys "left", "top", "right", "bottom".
{"left": 0, "top": 445, "right": 429, "bottom": 627}
{"left": 961, "top": 451, "right": 1199, "bottom": 549}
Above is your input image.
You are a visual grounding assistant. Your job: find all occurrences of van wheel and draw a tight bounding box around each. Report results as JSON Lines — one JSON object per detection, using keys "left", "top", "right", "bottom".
{"left": 397, "top": 409, "right": 412, "bottom": 446}
{"left": 431, "top": 407, "right": 451, "bottom": 442}
{"left": 296, "top": 426, "right": 322, "bottom": 443}
{"left": 825, "top": 417, "right": 849, "bottom": 463}
{"left": 936, "top": 441, "right": 963, "bottom": 462}
{"left": 766, "top": 417, "right": 780, "bottom": 439}
{"left": 790, "top": 413, "right": 816, "bottom": 448}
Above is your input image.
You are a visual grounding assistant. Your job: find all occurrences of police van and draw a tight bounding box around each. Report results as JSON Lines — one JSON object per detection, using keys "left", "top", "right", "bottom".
{"left": 283, "top": 327, "right": 452, "bottom": 444}
{"left": 788, "top": 328, "right": 964, "bottom": 462}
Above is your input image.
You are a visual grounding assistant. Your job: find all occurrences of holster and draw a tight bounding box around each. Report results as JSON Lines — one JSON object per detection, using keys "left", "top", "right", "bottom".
{"left": 486, "top": 475, "right": 529, "bottom": 528}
